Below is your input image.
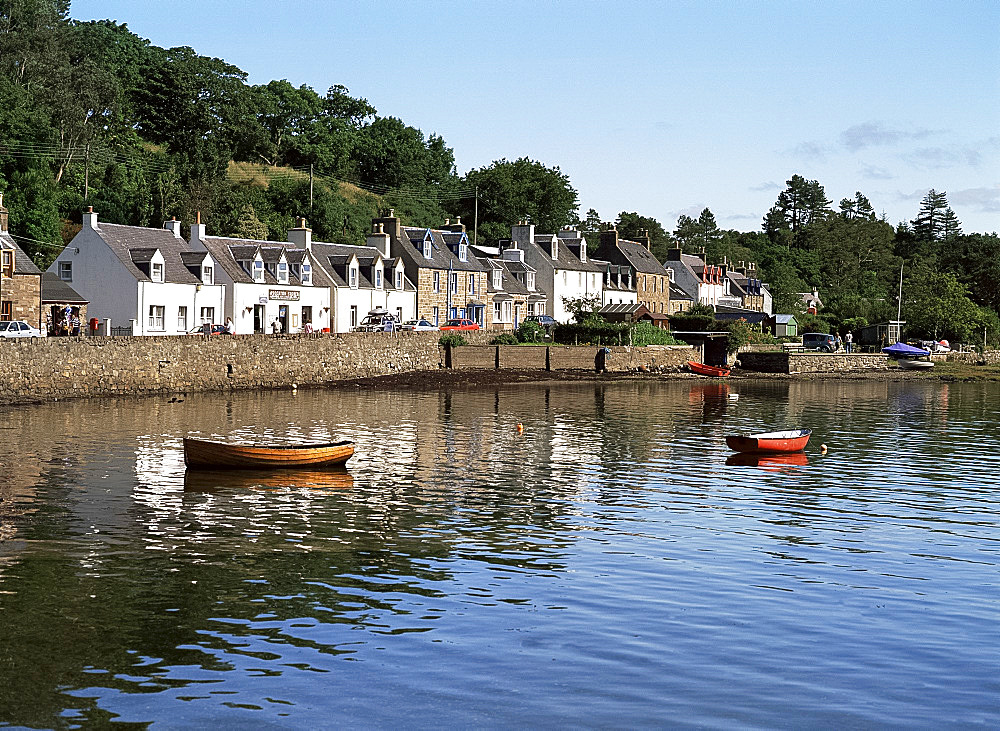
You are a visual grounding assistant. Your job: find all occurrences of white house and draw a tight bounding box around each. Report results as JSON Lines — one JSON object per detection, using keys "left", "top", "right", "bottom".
{"left": 308, "top": 223, "right": 417, "bottom": 332}
{"left": 48, "top": 208, "right": 225, "bottom": 335}
{"left": 190, "top": 218, "right": 330, "bottom": 334}
{"left": 502, "top": 223, "right": 604, "bottom": 323}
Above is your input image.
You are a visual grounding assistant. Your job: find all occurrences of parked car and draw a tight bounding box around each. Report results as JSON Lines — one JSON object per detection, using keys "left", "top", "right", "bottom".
{"left": 188, "top": 324, "right": 230, "bottom": 335}
{"left": 0, "top": 320, "right": 44, "bottom": 338}
{"left": 801, "top": 332, "right": 838, "bottom": 352}
{"left": 525, "top": 314, "right": 557, "bottom": 330}
{"left": 399, "top": 319, "right": 438, "bottom": 332}
{"left": 440, "top": 318, "right": 480, "bottom": 331}
{"left": 354, "top": 309, "right": 399, "bottom": 332}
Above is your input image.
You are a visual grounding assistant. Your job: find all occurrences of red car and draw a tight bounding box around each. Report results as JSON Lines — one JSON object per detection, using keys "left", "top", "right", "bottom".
{"left": 439, "top": 318, "right": 480, "bottom": 331}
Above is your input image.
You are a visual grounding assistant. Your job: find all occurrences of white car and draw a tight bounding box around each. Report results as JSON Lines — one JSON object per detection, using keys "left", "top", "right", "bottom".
{"left": 0, "top": 320, "right": 45, "bottom": 338}
{"left": 399, "top": 319, "right": 438, "bottom": 332}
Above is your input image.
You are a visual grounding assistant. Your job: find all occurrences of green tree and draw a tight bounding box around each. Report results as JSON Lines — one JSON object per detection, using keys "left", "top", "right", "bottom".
{"left": 615, "top": 211, "right": 671, "bottom": 260}
{"left": 459, "top": 157, "right": 579, "bottom": 244}
{"left": 561, "top": 293, "right": 603, "bottom": 323}
{"left": 903, "top": 263, "right": 994, "bottom": 343}
{"left": 838, "top": 191, "right": 875, "bottom": 220}
{"left": 763, "top": 174, "right": 831, "bottom": 245}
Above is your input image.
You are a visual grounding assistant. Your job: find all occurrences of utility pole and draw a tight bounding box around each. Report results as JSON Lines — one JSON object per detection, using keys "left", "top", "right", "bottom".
{"left": 473, "top": 186, "right": 478, "bottom": 247}
{"left": 84, "top": 143, "right": 90, "bottom": 199}
{"left": 309, "top": 164, "right": 314, "bottom": 212}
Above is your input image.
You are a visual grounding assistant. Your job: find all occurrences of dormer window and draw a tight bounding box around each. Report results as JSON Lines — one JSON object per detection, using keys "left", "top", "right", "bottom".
{"left": 253, "top": 260, "right": 264, "bottom": 282}
{"left": 202, "top": 266, "right": 213, "bottom": 285}
{"left": 527, "top": 272, "right": 535, "bottom": 291}
{"left": 667, "top": 267, "right": 674, "bottom": 282}
{"left": 301, "top": 262, "right": 312, "bottom": 285}
{"left": 349, "top": 266, "right": 358, "bottom": 288}
{"left": 459, "top": 242, "right": 468, "bottom": 262}
{"left": 423, "top": 241, "right": 432, "bottom": 259}
{"left": 151, "top": 262, "right": 163, "bottom": 282}
{"left": 374, "top": 267, "right": 383, "bottom": 289}
{"left": 395, "top": 270, "right": 403, "bottom": 290}
{"left": 277, "top": 261, "right": 288, "bottom": 284}
{"left": 492, "top": 270, "right": 502, "bottom": 289}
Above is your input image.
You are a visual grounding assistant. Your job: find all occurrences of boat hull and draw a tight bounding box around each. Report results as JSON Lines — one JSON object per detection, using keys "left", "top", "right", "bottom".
{"left": 688, "top": 361, "right": 731, "bottom": 377}
{"left": 183, "top": 438, "right": 355, "bottom": 469}
{"left": 725, "top": 429, "right": 811, "bottom": 453}
{"left": 897, "top": 358, "right": 934, "bottom": 370}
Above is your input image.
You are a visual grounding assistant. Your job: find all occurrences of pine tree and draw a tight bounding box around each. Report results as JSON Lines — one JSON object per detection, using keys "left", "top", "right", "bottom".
{"left": 911, "top": 189, "right": 950, "bottom": 242}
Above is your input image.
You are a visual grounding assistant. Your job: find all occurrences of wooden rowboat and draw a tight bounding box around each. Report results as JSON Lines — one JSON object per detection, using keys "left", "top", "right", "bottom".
{"left": 725, "top": 428, "right": 811, "bottom": 454}
{"left": 183, "top": 437, "right": 355, "bottom": 469}
{"left": 688, "top": 361, "right": 731, "bottom": 377}
{"left": 897, "top": 357, "right": 934, "bottom": 370}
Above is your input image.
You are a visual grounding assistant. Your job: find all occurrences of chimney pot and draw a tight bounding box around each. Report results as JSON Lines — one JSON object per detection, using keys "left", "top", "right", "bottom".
{"left": 88, "top": 206, "right": 94, "bottom": 213}
{"left": 196, "top": 211, "right": 201, "bottom": 224}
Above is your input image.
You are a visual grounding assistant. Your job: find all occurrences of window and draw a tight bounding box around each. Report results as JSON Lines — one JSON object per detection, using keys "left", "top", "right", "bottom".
{"left": 459, "top": 243, "right": 468, "bottom": 261}
{"left": 148, "top": 305, "right": 165, "bottom": 330}
{"left": 527, "top": 272, "right": 535, "bottom": 290}
{"left": 58, "top": 260, "right": 72, "bottom": 281}
{"left": 433, "top": 271, "right": 440, "bottom": 292}
{"left": 1, "top": 251, "right": 13, "bottom": 278}
{"left": 151, "top": 263, "right": 163, "bottom": 282}
{"left": 423, "top": 240, "right": 432, "bottom": 258}
{"left": 277, "top": 261, "right": 288, "bottom": 284}
{"left": 395, "top": 270, "right": 403, "bottom": 290}
{"left": 396, "top": 307, "right": 403, "bottom": 322}
{"left": 432, "top": 306, "right": 439, "bottom": 325}
{"left": 349, "top": 266, "right": 358, "bottom": 288}
{"left": 667, "top": 267, "right": 674, "bottom": 282}
{"left": 493, "top": 301, "right": 502, "bottom": 322}
{"left": 301, "top": 263, "right": 312, "bottom": 285}
{"left": 450, "top": 272, "right": 458, "bottom": 293}
{"left": 374, "top": 267, "right": 383, "bottom": 289}
{"left": 503, "top": 300, "right": 512, "bottom": 322}
{"left": 199, "top": 307, "right": 214, "bottom": 324}
{"left": 202, "top": 266, "right": 213, "bottom": 284}
{"left": 578, "top": 272, "right": 582, "bottom": 286}
{"left": 562, "top": 271, "right": 567, "bottom": 285}
{"left": 350, "top": 306, "right": 358, "bottom": 327}
{"left": 253, "top": 260, "right": 264, "bottom": 282}
{"left": 177, "top": 306, "right": 188, "bottom": 330}
{"left": 450, "top": 307, "right": 458, "bottom": 319}
{"left": 468, "top": 273, "right": 475, "bottom": 294}
{"left": 492, "top": 270, "right": 502, "bottom": 289}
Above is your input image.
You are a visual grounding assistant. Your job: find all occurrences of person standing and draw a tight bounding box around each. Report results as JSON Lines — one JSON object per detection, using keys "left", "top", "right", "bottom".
{"left": 271, "top": 318, "right": 282, "bottom": 334}
{"left": 224, "top": 317, "right": 235, "bottom": 335}
{"left": 845, "top": 331, "right": 853, "bottom": 353}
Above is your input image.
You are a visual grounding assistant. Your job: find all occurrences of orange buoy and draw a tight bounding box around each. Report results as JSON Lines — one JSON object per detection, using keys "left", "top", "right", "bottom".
{"left": 516, "top": 423, "right": 524, "bottom": 433}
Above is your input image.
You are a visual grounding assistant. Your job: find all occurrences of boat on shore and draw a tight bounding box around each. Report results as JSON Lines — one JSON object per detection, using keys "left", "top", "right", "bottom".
{"left": 688, "top": 361, "right": 731, "bottom": 377}
{"left": 725, "top": 428, "right": 811, "bottom": 454}
{"left": 183, "top": 437, "right": 355, "bottom": 469}
{"left": 897, "top": 358, "right": 934, "bottom": 370}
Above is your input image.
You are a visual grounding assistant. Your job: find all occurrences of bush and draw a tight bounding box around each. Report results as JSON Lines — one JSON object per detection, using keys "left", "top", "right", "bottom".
{"left": 630, "top": 322, "right": 684, "bottom": 346}
{"left": 554, "top": 320, "right": 630, "bottom": 345}
{"left": 490, "top": 333, "right": 519, "bottom": 345}
{"left": 667, "top": 313, "right": 716, "bottom": 332}
{"left": 438, "top": 333, "right": 467, "bottom": 347}
{"left": 516, "top": 320, "right": 545, "bottom": 343}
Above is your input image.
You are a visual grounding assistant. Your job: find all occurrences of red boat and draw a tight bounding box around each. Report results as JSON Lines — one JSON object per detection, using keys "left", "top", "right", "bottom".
{"left": 688, "top": 361, "right": 731, "bottom": 377}
{"left": 725, "top": 428, "right": 812, "bottom": 453}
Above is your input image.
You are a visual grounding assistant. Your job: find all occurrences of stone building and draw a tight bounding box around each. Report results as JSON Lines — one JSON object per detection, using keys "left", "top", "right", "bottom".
{"left": 595, "top": 225, "right": 668, "bottom": 314}
{"left": 0, "top": 193, "right": 43, "bottom": 328}
{"left": 372, "top": 211, "right": 490, "bottom": 328}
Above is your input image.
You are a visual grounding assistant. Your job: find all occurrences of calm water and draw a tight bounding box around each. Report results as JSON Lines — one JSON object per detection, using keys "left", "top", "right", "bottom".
{"left": 1, "top": 379, "right": 998, "bottom": 729}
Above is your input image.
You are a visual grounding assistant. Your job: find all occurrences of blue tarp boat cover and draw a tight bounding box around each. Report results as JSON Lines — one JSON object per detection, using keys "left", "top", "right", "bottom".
{"left": 882, "top": 342, "right": 930, "bottom": 357}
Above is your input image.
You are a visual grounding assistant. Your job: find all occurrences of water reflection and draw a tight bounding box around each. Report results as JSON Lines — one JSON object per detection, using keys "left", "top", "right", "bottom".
{"left": 0, "top": 380, "right": 998, "bottom": 728}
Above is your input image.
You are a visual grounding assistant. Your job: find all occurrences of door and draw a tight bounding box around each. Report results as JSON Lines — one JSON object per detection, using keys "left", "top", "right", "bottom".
{"left": 278, "top": 305, "right": 288, "bottom": 333}
{"left": 253, "top": 305, "right": 265, "bottom": 334}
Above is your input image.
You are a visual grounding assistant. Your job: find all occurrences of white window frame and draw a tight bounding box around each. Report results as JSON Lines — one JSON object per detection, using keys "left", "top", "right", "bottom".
{"left": 177, "top": 306, "right": 188, "bottom": 331}
{"left": 200, "top": 307, "right": 214, "bottom": 325}
{"left": 450, "top": 272, "right": 458, "bottom": 293}
{"left": 349, "top": 266, "right": 358, "bottom": 288}
{"left": 492, "top": 270, "right": 502, "bottom": 289}
{"left": 432, "top": 306, "right": 439, "bottom": 325}
{"left": 350, "top": 305, "right": 358, "bottom": 328}
{"left": 527, "top": 272, "right": 535, "bottom": 291}
{"left": 151, "top": 262, "right": 164, "bottom": 282}
{"left": 202, "top": 266, "right": 213, "bottom": 285}
{"left": 493, "top": 301, "right": 502, "bottom": 322}
{"left": 374, "top": 267, "right": 383, "bottom": 289}
{"left": 433, "top": 271, "right": 440, "bottom": 293}
{"left": 468, "top": 273, "right": 475, "bottom": 294}
{"left": 58, "top": 260, "right": 73, "bottom": 281}
{"left": 277, "top": 261, "right": 289, "bottom": 284}
{"left": 253, "top": 260, "right": 264, "bottom": 283}
{"left": 503, "top": 300, "right": 512, "bottom": 322}
{"left": 395, "top": 270, "right": 403, "bottom": 290}
{"left": 459, "top": 243, "right": 468, "bottom": 262}
{"left": 148, "top": 305, "right": 165, "bottom": 330}
{"left": 301, "top": 263, "right": 312, "bottom": 285}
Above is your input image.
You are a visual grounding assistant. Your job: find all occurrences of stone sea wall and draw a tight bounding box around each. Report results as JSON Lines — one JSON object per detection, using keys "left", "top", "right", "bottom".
{"left": 737, "top": 351, "right": 890, "bottom": 374}
{"left": 0, "top": 332, "right": 453, "bottom": 404}
{"left": 449, "top": 344, "right": 698, "bottom": 372}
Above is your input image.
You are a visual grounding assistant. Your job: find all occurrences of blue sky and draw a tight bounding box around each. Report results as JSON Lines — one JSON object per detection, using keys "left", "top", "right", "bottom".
{"left": 71, "top": 0, "right": 999, "bottom": 234}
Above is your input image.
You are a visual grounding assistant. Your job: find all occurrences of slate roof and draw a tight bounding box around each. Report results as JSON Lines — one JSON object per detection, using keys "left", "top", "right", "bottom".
{"left": 616, "top": 239, "right": 668, "bottom": 274}
{"left": 714, "top": 310, "right": 769, "bottom": 325}
{"left": 670, "top": 283, "right": 695, "bottom": 301}
{"left": 398, "top": 226, "right": 487, "bottom": 273}
{"left": 310, "top": 241, "right": 414, "bottom": 291}
{"left": 41, "top": 272, "right": 88, "bottom": 303}
{"left": 478, "top": 256, "right": 530, "bottom": 297}
{"left": 95, "top": 223, "right": 203, "bottom": 284}
{"left": 529, "top": 234, "right": 603, "bottom": 273}
{"left": 1, "top": 231, "right": 43, "bottom": 275}
{"left": 200, "top": 236, "right": 332, "bottom": 288}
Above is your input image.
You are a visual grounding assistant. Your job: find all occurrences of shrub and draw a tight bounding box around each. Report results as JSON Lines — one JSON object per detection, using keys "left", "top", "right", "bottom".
{"left": 516, "top": 320, "right": 545, "bottom": 343}
{"left": 490, "top": 333, "right": 519, "bottom": 345}
{"left": 439, "top": 333, "right": 467, "bottom": 347}
{"left": 554, "top": 320, "right": 630, "bottom": 345}
{"left": 630, "top": 322, "right": 684, "bottom": 346}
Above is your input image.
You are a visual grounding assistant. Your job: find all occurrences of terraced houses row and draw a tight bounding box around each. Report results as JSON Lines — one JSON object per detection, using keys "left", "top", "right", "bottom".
{"left": 1, "top": 196, "right": 772, "bottom": 337}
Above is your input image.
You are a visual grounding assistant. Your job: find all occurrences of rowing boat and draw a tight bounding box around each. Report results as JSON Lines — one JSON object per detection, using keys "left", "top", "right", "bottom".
{"left": 896, "top": 358, "right": 934, "bottom": 370}
{"left": 688, "top": 361, "right": 731, "bottom": 377}
{"left": 725, "top": 428, "right": 811, "bottom": 453}
{"left": 183, "top": 437, "right": 355, "bottom": 469}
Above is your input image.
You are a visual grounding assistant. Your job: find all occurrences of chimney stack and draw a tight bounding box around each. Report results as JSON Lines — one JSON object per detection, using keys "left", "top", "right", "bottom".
{"left": 441, "top": 215, "right": 466, "bottom": 233}
{"left": 163, "top": 215, "right": 182, "bottom": 238}
{"left": 373, "top": 209, "right": 401, "bottom": 239}
{"left": 367, "top": 222, "right": 391, "bottom": 260}
{"left": 190, "top": 211, "right": 206, "bottom": 249}
{"left": 288, "top": 217, "right": 312, "bottom": 250}
{"left": 82, "top": 205, "right": 99, "bottom": 230}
